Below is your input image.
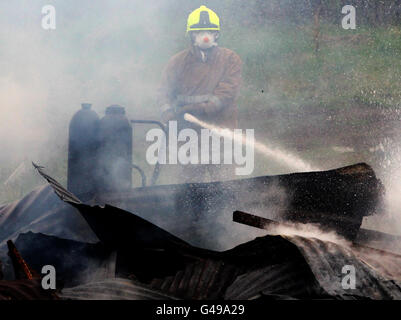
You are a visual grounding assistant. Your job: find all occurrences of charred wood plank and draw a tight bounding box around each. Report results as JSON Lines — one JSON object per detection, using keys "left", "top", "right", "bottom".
{"left": 34, "top": 162, "right": 383, "bottom": 243}
{"left": 233, "top": 210, "right": 284, "bottom": 229}
{"left": 7, "top": 240, "right": 37, "bottom": 280}
{"left": 97, "top": 163, "right": 383, "bottom": 240}
{"left": 35, "top": 162, "right": 384, "bottom": 244}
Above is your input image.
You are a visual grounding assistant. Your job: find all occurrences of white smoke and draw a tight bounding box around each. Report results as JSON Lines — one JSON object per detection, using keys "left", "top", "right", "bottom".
{"left": 380, "top": 143, "right": 401, "bottom": 236}
{"left": 0, "top": 0, "right": 188, "bottom": 203}
{"left": 266, "top": 221, "right": 351, "bottom": 247}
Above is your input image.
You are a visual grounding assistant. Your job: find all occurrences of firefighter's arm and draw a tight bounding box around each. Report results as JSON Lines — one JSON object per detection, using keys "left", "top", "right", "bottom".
{"left": 181, "top": 52, "right": 242, "bottom": 117}
{"left": 158, "top": 58, "right": 178, "bottom": 121}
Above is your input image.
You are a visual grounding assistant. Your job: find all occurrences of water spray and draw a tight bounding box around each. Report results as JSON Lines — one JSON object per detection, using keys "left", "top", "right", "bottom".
{"left": 184, "top": 113, "right": 318, "bottom": 172}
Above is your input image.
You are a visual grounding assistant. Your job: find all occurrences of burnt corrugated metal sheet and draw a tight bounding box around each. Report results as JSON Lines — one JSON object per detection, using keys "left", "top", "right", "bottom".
{"left": 352, "top": 244, "right": 401, "bottom": 281}
{"left": 285, "top": 236, "right": 401, "bottom": 299}
{"left": 0, "top": 185, "right": 97, "bottom": 250}
{"left": 144, "top": 234, "right": 315, "bottom": 300}
{"left": 149, "top": 259, "right": 240, "bottom": 300}
{"left": 0, "top": 185, "right": 98, "bottom": 280}
{"left": 60, "top": 278, "right": 178, "bottom": 300}
{"left": 145, "top": 234, "right": 401, "bottom": 300}
{"left": 224, "top": 261, "right": 325, "bottom": 300}
{"left": 142, "top": 233, "right": 401, "bottom": 300}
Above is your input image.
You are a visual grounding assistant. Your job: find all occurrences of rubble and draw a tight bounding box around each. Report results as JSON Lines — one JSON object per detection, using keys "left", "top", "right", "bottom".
{"left": 0, "top": 163, "right": 398, "bottom": 300}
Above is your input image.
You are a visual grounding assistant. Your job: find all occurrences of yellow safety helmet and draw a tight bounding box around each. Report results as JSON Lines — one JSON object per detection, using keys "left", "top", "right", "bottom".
{"left": 187, "top": 5, "right": 220, "bottom": 33}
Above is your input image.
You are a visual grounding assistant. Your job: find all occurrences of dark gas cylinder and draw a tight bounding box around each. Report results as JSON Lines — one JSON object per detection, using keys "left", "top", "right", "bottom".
{"left": 96, "top": 105, "right": 132, "bottom": 192}
{"left": 68, "top": 103, "right": 99, "bottom": 196}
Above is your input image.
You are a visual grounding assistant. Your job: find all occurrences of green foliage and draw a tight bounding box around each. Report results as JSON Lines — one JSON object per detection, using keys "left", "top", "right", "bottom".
{"left": 225, "top": 22, "right": 401, "bottom": 113}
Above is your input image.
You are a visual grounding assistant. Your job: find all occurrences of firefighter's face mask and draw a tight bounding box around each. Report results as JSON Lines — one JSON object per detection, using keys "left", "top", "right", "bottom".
{"left": 192, "top": 31, "right": 218, "bottom": 50}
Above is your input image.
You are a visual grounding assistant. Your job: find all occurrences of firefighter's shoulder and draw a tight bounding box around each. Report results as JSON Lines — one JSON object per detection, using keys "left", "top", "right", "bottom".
{"left": 217, "top": 47, "right": 242, "bottom": 64}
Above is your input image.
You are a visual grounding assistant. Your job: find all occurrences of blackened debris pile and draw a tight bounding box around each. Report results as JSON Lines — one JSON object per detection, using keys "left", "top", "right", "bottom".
{"left": 0, "top": 163, "right": 399, "bottom": 300}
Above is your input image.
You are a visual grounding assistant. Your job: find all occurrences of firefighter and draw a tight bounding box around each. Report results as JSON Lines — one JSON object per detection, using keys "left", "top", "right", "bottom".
{"left": 158, "top": 5, "right": 243, "bottom": 183}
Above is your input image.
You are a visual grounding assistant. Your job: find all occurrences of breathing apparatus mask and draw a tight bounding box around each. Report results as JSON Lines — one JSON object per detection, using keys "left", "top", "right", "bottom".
{"left": 191, "top": 31, "right": 219, "bottom": 50}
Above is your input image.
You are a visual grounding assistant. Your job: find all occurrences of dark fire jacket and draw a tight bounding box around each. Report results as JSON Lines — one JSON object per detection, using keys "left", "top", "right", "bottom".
{"left": 159, "top": 45, "right": 242, "bottom": 129}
